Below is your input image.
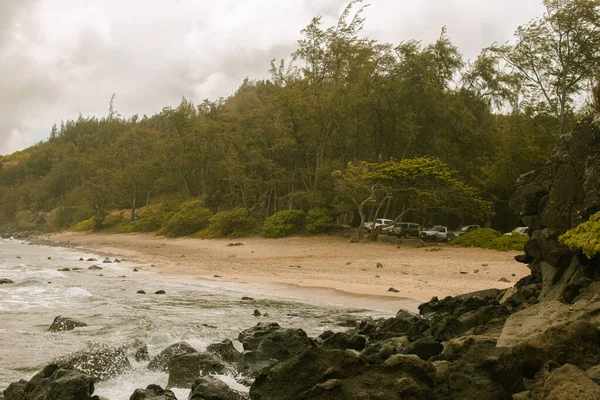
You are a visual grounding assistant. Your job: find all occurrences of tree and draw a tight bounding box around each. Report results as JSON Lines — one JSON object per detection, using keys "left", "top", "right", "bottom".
{"left": 334, "top": 158, "right": 492, "bottom": 240}
{"left": 490, "top": 0, "right": 600, "bottom": 132}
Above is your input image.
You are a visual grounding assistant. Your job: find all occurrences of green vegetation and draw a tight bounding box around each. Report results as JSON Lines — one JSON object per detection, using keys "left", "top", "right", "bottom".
{"left": 157, "top": 200, "right": 212, "bottom": 237}
{"left": 263, "top": 210, "right": 305, "bottom": 238}
{"left": 306, "top": 208, "right": 334, "bottom": 234}
{"left": 560, "top": 212, "right": 600, "bottom": 258}
{"left": 70, "top": 217, "right": 94, "bottom": 232}
{"left": 197, "top": 208, "right": 256, "bottom": 238}
{"left": 451, "top": 228, "right": 528, "bottom": 251}
{"left": 0, "top": 1, "right": 598, "bottom": 237}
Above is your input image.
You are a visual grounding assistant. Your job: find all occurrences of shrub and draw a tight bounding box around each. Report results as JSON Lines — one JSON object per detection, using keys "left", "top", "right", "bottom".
{"left": 560, "top": 212, "right": 600, "bottom": 258}
{"left": 263, "top": 210, "right": 305, "bottom": 238}
{"left": 102, "top": 213, "right": 128, "bottom": 229}
{"left": 70, "top": 217, "right": 94, "bottom": 232}
{"left": 196, "top": 208, "right": 256, "bottom": 238}
{"left": 451, "top": 228, "right": 528, "bottom": 251}
{"left": 157, "top": 199, "right": 212, "bottom": 237}
{"left": 133, "top": 205, "right": 175, "bottom": 232}
{"left": 51, "top": 206, "right": 94, "bottom": 229}
{"left": 305, "top": 208, "right": 333, "bottom": 234}
{"left": 15, "top": 210, "right": 36, "bottom": 230}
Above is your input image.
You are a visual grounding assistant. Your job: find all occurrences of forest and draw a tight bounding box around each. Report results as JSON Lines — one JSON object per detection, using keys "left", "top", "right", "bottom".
{"left": 1, "top": 0, "right": 599, "bottom": 237}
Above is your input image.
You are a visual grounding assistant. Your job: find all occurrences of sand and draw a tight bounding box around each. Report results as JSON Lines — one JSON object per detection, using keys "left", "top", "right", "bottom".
{"left": 43, "top": 232, "right": 530, "bottom": 306}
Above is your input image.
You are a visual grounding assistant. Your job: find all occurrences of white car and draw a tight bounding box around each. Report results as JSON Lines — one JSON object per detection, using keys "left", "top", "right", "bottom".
{"left": 505, "top": 227, "right": 528, "bottom": 235}
{"left": 364, "top": 218, "right": 394, "bottom": 232}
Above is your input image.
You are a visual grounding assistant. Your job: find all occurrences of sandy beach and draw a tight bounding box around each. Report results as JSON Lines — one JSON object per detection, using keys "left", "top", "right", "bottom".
{"left": 42, "top": 232, "right": 530, "bottom": 305}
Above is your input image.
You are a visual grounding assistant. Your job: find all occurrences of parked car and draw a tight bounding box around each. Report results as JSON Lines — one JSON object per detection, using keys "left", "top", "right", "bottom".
{"left": 505, "top": 226, "right": 528, "bottom": 235}
{"left": 420, "top": 225, "right": 449, "bottom": 241}
{"left": 363, "top": 218, "right": 394, "bottom": 232}
{"left": 447, "top": 225, "right": 480, "bottom": 240}
{"left": 385, "top": 222, "right": 421, "bottom": 238}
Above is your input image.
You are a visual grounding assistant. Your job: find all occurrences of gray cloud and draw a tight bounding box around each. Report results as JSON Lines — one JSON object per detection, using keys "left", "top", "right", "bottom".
{"left": 0, "top": 0, "right": 545, "bottom": 154}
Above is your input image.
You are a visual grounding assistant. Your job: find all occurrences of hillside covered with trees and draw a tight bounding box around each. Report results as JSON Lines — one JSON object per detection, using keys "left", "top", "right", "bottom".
{"left": 1, "top": 0, "right": 599, "bottom": 237}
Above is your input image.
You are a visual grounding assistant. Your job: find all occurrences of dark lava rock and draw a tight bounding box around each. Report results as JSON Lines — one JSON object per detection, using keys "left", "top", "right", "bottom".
{"left": 428, "top": 316, "right": 466, "bottom": 342}
{"left": 86, "top": 258, "right": 97, "bottom": 262}
{"left": 369, "top": 310, "right": 429, "bottom": 342}
{"left": 319, "top": 331, "right": 367, "bottom": 351}
{"left": 148, "top": 341, "right": 197, "bottom": 372}
{"left": 155, "top": 290, "right": 166, "bottom": 295}
{"left": 387, "top": 287, "right": 399, "bottom": 293}
{"left": 238, "top": 322, "right": 314, "bottom": 361}
{"left": 253, "top": 309, "right": 261, "bottom": 317}
{"left": 403, "top": 337, "right": 443, "bottom": 360}
{"left": 0, "top": 278, "right": 14, "bottom": 284}
{"left": 250, "top": 348, "right": 435, "bottom": 400}
{"left": 167, "top": 352, "right": 229, "bottom": 389}
{"left": 137, "top": 290, "right": 146, "bottom": 294}
{"left": 102, "top": 258, "right": 112, "bottom": 264}
{"left": 88, "top": 265, "right": 102, "bottom": 270}
{"left": 3, "top": 364, "right": 94, "bottom": 400}
{"left": 235, "top": 350, "right": 279, "bottom": 379}
{"left": 241, "top": 296, "right": 254, "bottom": 301}
{"left": 57, "top": 268, "right": 70, "bottom": 272}
{"left": 56, "top": 342, "right": 131, "bottom": 381}
{"left": 129, "top": 384, "right": 177, "bottom": 400}
{"left": 206, "top": 339, "right": 241, "bottom": 363}
{"left": 189, "top": 376, "right": 246, "bottom": 400}
{"left": 48, "top": 316, "right": 88, "bottom": 332}
{"left": 78, "top": 258, "right": 84, "bottom": 261}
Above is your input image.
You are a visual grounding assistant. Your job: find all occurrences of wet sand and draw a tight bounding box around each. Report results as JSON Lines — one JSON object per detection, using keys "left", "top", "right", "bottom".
{"left": 43, "top": 232, "right": 530, "bottom": 305}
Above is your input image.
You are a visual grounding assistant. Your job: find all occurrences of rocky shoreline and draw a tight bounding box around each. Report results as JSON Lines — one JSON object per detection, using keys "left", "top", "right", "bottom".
{"left": 4, "top": 117, "right": 600, "bottom": 399}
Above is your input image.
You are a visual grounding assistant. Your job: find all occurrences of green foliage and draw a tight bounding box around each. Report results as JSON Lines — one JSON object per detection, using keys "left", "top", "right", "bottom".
{"left": 50, "top": 206, "right": 94, "bottom": 229}
{"left": 157, "top": 200, "right": 212, "bottom": 237}
{"left": 15, "top": 211, "right": 36, "bottom": 230}
{"left": 196, "top": 208, "right": 256, "bottom": 238}
{"left": 451, "top": 228, "right": 528, "bottom": 251}
{"left": 560, "top": 212, "right": 600, "bottom": 258}
{"left": 133, "top": 205, "right": 175, "bottom": 232}
{"left": 305, "top": 208, "right": 333, "bottom": 234}
{"left": 70, "top": 217, "right": 94, "bottom": 232}
{"left": 263, "top": 210, "right": 305, "bottom": 238}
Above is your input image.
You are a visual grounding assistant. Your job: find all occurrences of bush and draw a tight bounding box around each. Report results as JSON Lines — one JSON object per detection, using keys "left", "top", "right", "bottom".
{"left": 451, "top": 228, "right": 528, "bottom": 251}
{"left": 157, "top": 199, "right": 212, "bottom": 237}
{"left": 196, "top": 208, "right": 256, "bottom": 238}
{"left": 15, "top": 210, "right": 36, "bottom": 230}
{"left": 305, "top": 208, "right": 333, "bottom": 234}
{"left": 51, "top": 206, "right": 94, "bottom": 229}
{"left": 560, "top": 212, "right": 600, "bottom": 258}
{"left": 133, "top": 205, "right": 175, "bottom": 232}
{"left": 70, "top": 217, "right": 94, "bottom": 232}
{"left": 263, "top": 210, "right": 305, "bottom": 238}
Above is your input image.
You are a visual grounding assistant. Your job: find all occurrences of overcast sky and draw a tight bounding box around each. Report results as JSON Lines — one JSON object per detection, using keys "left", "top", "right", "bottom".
{"left": 0, "top": 0, "right": 546, "bottom": 155}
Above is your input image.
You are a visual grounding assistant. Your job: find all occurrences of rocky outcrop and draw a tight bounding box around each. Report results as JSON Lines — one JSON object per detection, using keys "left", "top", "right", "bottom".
{"left": 510, "top": 116, "right": 600, "bottom": 303}
{"left": 147, "top": 341, "right": 197, "bottom": 372}
{"left": 167, "top": 352, "right": 230, "bottom": 389}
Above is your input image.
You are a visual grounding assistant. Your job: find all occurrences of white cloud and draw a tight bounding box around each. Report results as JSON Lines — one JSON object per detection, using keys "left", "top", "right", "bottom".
{"left": 0, "top": 0, "right": 545, "bottom": 154}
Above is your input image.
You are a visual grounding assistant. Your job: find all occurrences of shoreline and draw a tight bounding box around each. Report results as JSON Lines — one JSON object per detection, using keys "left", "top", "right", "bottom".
{"left": 38, "top": 231, "right": 530, "bottom": 308}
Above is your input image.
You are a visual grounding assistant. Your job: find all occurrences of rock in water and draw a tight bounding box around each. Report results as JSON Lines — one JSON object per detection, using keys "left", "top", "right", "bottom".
{"left": 147, "top": 341, "right": 197, "bottom": 372}
{"left": 56, "top": 342, "right": 131, "bottom": 381}
{"left": 0, "top": 278, "right": 14, "bottom": 284}
{"left": 166, "top": 352, "right": 229, "bottom": 389}
{"left": 188, "top": 376, "right": 246, "bottom": 400}
{"left": 3, "top": 364, "right": 95, "bottom": 400}
{"left": 129, "top": 384, "right": 177, "bottom": 400}
{"left": 48, "top": 316, "right": 88, "bottom": 332}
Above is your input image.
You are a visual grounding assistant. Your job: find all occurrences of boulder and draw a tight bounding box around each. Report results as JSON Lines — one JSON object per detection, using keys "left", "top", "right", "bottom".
{"left": 147, "top": 341, "right": 197, "bottom": 372}
{"left": 188, "top": 376, "right": 247, "bottom": 400}
{"left": 0, "top": 278, "right": 14, "bottom": 284}
{"left": 541, "top": 364, "right": 600, "bottom": 400}
{"left": 319, "top": 331, "right": 367, "bottom": 351}
{"left": 166, "top": 352, "right": 230, "bottom": 389}
{"left": 369, "top": 310, "right": 429, "bottom": 342}
{"left": 402, "top": 337, "right": 443, "bottom": 360}
{"left": 129, "top": 384, "right": 177, "bottom": 400}
{"left": 250, "top": 348, "right": 435, "bottom": 400}
{"left": 56, "top": 342, "right": 131, "bottom": 381}
{"left": 520, "top": 320, "right": 600, "bottom": 375}
{"left": 206, "top": 339, "right": 241, "bottom": 363}
{"left": 237, "top": 322, "right": 314, "bottom": 361}
{"left": 235, "top": 350, "right": 279, "bottom": 379}
{"left": 48, "top": 316, "right": 88, "bottom": 332}
{"left": 3, "top": 364, "right": 95, "bottom": 400}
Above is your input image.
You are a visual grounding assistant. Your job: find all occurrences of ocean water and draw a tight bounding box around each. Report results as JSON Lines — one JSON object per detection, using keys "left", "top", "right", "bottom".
{"left": 0, "top": 237, "right": 415, "bottom": 399}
